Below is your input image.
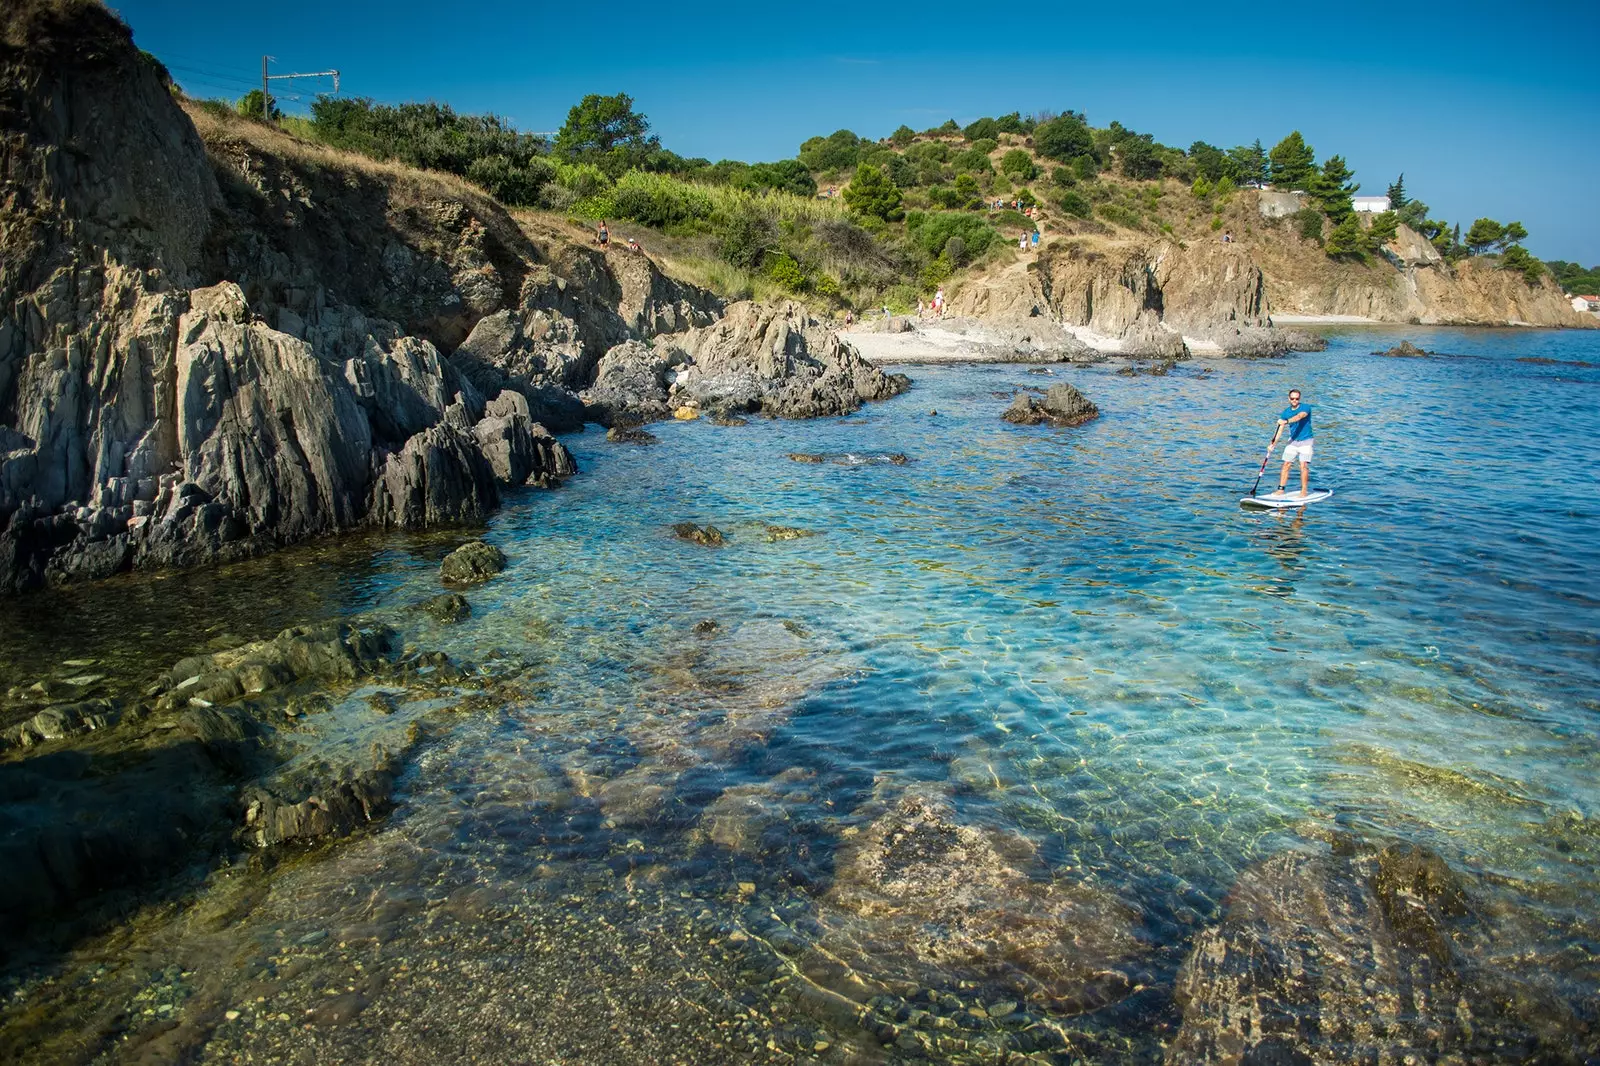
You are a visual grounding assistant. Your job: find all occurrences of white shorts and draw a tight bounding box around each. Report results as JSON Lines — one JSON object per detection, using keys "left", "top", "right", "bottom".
{"left": 1282, "top": 439, "right": 1313, "bottom": 464}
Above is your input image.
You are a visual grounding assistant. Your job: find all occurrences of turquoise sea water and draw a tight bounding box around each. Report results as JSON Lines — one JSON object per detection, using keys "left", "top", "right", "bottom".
{"left": 3, "top": 325, "right": 1599, "bottom": 1062}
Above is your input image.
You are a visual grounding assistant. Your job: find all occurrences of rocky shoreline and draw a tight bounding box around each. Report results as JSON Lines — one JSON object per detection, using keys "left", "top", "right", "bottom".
{"left": 0, "top": 1, "right": 906, "bottom": 595}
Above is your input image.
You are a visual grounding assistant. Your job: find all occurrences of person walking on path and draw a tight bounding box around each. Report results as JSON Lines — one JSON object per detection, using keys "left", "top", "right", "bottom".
{"left": 596, "top": 221, "right": 609, "bottom": 251}
{"left": 1270, "top": 388, "right": 1314, "bottom": 497}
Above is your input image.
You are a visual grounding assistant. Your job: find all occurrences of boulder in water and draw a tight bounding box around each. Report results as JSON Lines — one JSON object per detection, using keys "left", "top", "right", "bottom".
{"left": 1374, "top": 340, "right": 1434, "bottom": 357}
{"left": 818, "top": 788, "right": 1144, "bottom": 1012}
{"left": 672, "top": 523, "right": 724, "bottom": 547}
{"left": 440, "top": 540, "right": 506, "bottom": 584}
{"left": 1002, "top": 382, "right": 1099, "bottom": 427}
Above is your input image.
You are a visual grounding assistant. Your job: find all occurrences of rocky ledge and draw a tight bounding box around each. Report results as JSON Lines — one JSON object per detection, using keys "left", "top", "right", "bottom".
{"left": 580, "top": 301, "right": 910, "bottom": 427}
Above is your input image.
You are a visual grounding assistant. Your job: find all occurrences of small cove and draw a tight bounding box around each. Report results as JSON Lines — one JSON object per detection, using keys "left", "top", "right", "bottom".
{"left": 3, "top": 324, "right": 1599, "bottom": 1062}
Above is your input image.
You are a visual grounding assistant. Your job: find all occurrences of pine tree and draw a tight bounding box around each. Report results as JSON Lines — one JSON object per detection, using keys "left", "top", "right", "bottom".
{"left": 1313, "top": 156, "right": 1359, "bottom": 221}
{"left": 1268, "top": 132, "right": 1316, "bottom": 190}
{"left": 1386, "top": 173, "right": 1407, "bottom": 210}
{"left": 842, "top": 164, "right": 904, "bottom": 222}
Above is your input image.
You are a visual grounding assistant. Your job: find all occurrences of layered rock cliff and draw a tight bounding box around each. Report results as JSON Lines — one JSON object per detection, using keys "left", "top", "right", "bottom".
{"left": 0, "top": 0, "right": 903, "bottom": 593}
{"left": 949, "top": 193, "right": 1593, "bottom": 349}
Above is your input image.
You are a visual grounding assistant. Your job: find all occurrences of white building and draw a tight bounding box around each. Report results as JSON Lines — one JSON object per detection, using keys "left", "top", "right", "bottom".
{"left": 1352, "top": 196, "right": 1391, "bottom": 213}
{"left": 1573, "top": 294, "right": 1600, "bottom": 313}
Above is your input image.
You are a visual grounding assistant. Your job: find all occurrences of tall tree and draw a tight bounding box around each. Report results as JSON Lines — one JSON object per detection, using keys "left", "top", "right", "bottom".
{"left": 1313, "top": 155, "right": 1359, "bottom": 221}
{"left": 1268, "top": 132, "right": 1316, "bottom": 189}
{"left": 1386, "top": 173, "right": 1408, "bottom": 210}
{"left": 1498, "top": 221, "right": 1528, "bottom": 250}
{"left": 1033, "top": 115, "right": 1095, "bottom": 162}
{"left": 1228, "top": 140, "right": 1268, "bottom": 185}
{"left": 1465, "top": 218, "right": 1506, "bottom": 256}
{"left": 555, "top": 93, "right": 660, "bottom": 176}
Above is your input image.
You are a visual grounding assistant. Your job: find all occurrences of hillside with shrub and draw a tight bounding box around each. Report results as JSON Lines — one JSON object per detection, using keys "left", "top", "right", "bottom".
{"left": 193, "top": 87, "right": 1589, "bottom": 325}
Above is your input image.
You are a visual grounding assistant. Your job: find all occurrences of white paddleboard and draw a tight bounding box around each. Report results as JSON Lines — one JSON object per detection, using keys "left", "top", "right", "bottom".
{"left": 1241, "top": 490, "right": 1333, "bottom": 509}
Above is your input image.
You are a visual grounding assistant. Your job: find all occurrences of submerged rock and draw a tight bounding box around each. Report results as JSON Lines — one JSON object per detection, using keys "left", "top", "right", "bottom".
{"left": 440, "top": 540, "right": 506, "bottom": 584}
{"left": 786, "top": 452, "right": 910, "bottom": 466}
{"left": 764, "top": 525, "right": 816, "bottom": 542}
{"left": 606, "top": 426, "right": 659, "bottom": 445}
{"left": 1375, "top": 340, "right": 1435, "bottom": 357}
{"left": 241, "top": 749, "right": 402, "bottom": 848}
{"left": 418, "top": 592, "right": 471, "bottom": 623}
{"left": 672, "top": 523, "right": 725, "bottom": 547}
{"left": 1169, "top": 842, "right": 1589, "bottom": 1064}
{"left": 819, "top": 788, "right": 1144, "bottom": 1012}
{"left": 1001, "top": 382, "right": 1100, "bottom": 427}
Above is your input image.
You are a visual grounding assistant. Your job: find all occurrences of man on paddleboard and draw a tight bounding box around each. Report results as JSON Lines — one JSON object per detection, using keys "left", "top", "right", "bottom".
{"left": 1272, "top": 389, "right": 1313, "bottom": 497}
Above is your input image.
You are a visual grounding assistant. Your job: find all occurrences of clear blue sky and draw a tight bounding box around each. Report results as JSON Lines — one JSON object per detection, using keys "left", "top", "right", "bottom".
{"left": 113, "top": 0, "right": 1598, "bottom": 264}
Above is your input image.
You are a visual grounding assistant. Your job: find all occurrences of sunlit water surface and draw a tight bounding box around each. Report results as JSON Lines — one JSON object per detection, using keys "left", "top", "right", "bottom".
{"left": 3, "top": 326, "right": 1598, "bottom": 1063}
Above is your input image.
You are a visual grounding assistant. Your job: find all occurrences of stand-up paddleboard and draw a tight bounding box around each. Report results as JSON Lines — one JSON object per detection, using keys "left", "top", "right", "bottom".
{"left": 1241, "top": 490, "right": 1333, "bottom": 509}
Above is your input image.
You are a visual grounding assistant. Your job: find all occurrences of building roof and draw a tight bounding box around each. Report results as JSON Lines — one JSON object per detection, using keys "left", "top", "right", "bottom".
{"left": 1579, "top": 295, "right": 1600, "bottom": 301}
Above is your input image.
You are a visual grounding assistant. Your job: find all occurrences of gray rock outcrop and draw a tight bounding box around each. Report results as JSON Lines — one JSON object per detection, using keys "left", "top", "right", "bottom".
{"left": 0, "top": 4, "right": 577, "bottom": 592}
{"left": 1002, "top": 382, "right": 1100, "bottom": 427}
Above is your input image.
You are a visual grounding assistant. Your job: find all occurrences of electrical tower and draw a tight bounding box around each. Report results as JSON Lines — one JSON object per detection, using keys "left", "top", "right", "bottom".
{"left": 261, "top": 56, "right": 340, "bottom": 121}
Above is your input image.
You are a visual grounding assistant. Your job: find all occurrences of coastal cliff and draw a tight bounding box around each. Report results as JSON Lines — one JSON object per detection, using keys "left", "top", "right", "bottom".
{"left": 946, "top": 192, "right": 1591, "bottom": 352}
{"left": 0, "top": 0, "right": 903, "bottom": 593}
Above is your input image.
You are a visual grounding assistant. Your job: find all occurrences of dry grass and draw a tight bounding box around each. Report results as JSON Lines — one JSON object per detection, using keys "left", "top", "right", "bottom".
{"left": 180, "top": 98, "right": 499, "bottom": 212}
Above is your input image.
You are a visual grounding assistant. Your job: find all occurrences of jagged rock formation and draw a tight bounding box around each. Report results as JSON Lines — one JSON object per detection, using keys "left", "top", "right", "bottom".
{"left": 0, "top": 1, "right": 899, "bottom": 594}
{"left": 1001, "top": 382, "right": 1100, "bottom": 427}
{"left": 578, "top": 301, "right": 911, "bottom": 426}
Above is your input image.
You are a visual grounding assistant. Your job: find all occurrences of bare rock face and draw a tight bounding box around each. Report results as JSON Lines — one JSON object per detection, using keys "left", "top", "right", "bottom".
{"left": 1169, "top": 843, "right": 1589, "bottom": 1065}
{"left": 370, "top": 423, "right": 500, "bottom": 531}
{"left": 818, "top": 788, "right": 1145, "bottom": 1012}
{"left": 669, "top": 300, "right": 910, "bottom": 419}
{"left": 580, "top": 339, "right": 677, "bottom": 427}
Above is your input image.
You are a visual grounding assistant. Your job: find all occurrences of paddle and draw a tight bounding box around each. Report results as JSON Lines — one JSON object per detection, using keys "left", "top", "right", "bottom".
{"left": 1249, "top": 425, "right": 1281, "bottom": 497}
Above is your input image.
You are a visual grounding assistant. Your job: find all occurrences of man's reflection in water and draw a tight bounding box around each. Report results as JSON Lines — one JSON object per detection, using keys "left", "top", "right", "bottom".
{"left": 1263, "top": 508, "right": 1310, "bottom": 572}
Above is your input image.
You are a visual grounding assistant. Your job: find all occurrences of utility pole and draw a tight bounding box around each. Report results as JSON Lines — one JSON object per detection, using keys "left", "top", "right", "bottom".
{"left": 260, "top": 56, "right": 340, "bottom": 123}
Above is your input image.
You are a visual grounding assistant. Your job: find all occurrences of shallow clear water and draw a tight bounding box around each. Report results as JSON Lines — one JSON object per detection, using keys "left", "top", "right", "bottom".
{"left": 4, "top": 325, "right": 1599, "bottom": 1063}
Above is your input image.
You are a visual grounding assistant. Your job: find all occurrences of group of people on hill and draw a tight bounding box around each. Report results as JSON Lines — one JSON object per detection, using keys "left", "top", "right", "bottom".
{"left": 915, "top": 288, "right": 947, "bottom": 319}
{"left": 593, "top": 221, "right": 642, "bottom": 255}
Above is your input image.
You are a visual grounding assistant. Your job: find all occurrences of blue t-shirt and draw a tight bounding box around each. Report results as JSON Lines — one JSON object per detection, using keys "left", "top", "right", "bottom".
{"left": 1280, "top": 404, "right": 1313, "bottom": 441}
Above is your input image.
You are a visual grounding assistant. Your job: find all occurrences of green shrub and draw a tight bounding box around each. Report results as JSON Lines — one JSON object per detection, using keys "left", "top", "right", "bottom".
{"left": 890, "top": 125, "right": 916, "bottom": 147}
{"left": 1098, "top": 203, "right": 1144, "bottom": 230}
{"left": 766, "top": 253, "right": 807, "bottom": 291}
{"left": 843, "top": 163, "right": 904, "bottom": 221}
{"left": 920, "top": 254, "right": 954, "bottom": 288}
{"left": 953, "top": 173, "right": 982, "bottom": 208}
{"left": 1017, "top": 188, "right": 1036, "bottom": 208}
{"left": 465, "top": 154, "right": 555, "bottom": 205}
{"left": 963, "top": 117, "right": 999, "bottom": 142}
{"left": 968, "top": 137, "right": 999, "bottom": 156}
{"left": 1191, "top": 176, "right": 1212, "bottom": 200}
{"left": 907, "top": 211, "right": 998, "bottom": 260}
{"left": 799, "top": 129, "right": 863, "bottom": 171}
{"left": 568, "top": 194, "right": 617, "bottom": 220}
{"left": 556, "top": 162, "right": 612, "bottom": 198}
{"left": 1052, "top": 166, "right": 1077, "bottom": 188}
{"left": 1295, "top": 207, "right": 1325, "bottom": 243}
{"left": 1324, "top": 214, "right": 1367, "bottom": 259}
{"left": 1072, "top": 155, "right": 1099, "bottom": 181}
{"left": 952, "top": 148, "right": 993, "bottom": 174}
{"left": 1054, "top": 190, "right": 1091, "bottom": 218}
{"left": 1210, "top": 214, "right": 1223, "bottom": 231}
{"left": 610, "top": 170, "right": 714, "bottom": 228}
{"left": 1000, "top": 148, "right": 1036, "bottom": 180}
{"left": 1367, "top": 210, "right": 1399, "bottom": 248}
{"left": 1034, "top": 116, "right": 1094, "bottom": 162}
{"left": 716, "top": 201, "right": 777, "bottom": 269}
